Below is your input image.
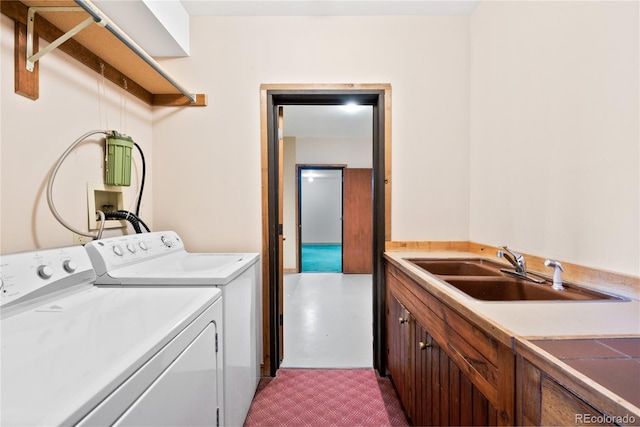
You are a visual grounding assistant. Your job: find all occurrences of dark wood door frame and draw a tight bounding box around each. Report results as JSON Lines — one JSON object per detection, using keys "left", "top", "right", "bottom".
{"left": 261, "top": 84, "right": 391, "bottom": 377}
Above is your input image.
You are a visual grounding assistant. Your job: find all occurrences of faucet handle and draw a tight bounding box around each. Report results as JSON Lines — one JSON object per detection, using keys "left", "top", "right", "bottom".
{"left": 499, "top": 245, "right": 521, "bottom": 259}
{"left": 498, "top": 245, "right": 526, "bottom": 273}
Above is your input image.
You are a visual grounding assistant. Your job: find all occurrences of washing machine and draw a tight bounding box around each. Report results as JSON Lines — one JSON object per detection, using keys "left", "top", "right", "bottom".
{"left": 0, "top": 245, "right": 223, "bottom": 426}
{"left": 85, "top": 231, "right": 261, "bottom": 427}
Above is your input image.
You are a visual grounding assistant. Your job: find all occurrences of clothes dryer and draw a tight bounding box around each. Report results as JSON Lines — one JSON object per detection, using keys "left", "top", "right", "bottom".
{"left": 85, "top": 231, "right": 260, "bottom": 427}
{"left": 0, "top": 245, "right": 222, "bottom": 426}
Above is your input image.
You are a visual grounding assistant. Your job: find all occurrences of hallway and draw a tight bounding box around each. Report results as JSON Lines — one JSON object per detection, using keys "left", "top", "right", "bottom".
{"left": 244, "top": 273, "right": 408, "bottom": 426}
{"left": 281, "top": 273, "right": 373, "bottom": 368}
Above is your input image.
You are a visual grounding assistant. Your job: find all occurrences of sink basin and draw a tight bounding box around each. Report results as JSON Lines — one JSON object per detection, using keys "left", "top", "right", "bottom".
{"left": 444, "top": 278, "right": 621, "bottom": 302}
{"left": 404, "top": 258, "right": 623, "bottom": 302}
{"left": 406, "top": 258, "right": 504, "bottom": 276}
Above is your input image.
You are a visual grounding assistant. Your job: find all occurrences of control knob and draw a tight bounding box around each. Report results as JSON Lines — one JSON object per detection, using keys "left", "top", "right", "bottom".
{"left": 37, "top": 265, "right": 54, "bottom": 279}
{"left": 161, "top": 236, "right": 173, "bottom": 248}
{"left": 126, "top": 243, "right": 137, "bottom": 254}
{"left": 139, "top": 242, "right": 148, "bottom": 251}
{"left": 63, "top": 260, "right": 78, "bottom": 273}
{"left": 112, "top": 245, "right": 124, "bottom": 256}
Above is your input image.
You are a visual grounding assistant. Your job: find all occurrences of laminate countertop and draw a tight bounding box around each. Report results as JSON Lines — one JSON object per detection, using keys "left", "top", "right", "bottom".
{"left": 384, "top": 251, "right": 640, "bottom": 420}
{"left": 384, "top": 252, "right": 640, "bottom": 340}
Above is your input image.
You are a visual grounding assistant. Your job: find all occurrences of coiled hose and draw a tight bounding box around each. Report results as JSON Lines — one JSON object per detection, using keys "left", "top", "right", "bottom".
{"left": 47, "top": 130, "right": 109, "bottom": 239}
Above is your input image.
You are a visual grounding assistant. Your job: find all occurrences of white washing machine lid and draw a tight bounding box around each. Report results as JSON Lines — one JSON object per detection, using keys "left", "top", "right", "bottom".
{"left": 97, "top": 252, "right": 259, "bottom": 285}
{"left": 1, "top": 284, "right": 221, "bottom": 426}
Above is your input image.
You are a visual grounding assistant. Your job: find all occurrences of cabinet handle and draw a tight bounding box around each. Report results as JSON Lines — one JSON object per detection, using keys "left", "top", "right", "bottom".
{"left": 419, "top": 341, "right": 431, "bottom": 350}
{"left": 398, "top": 317, "right": 408, "bottom": 324}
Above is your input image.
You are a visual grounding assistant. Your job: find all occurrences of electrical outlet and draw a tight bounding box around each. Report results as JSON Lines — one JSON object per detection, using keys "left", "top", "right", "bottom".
{"left": 73, "top": 233, "right": 90, "bottom": 245}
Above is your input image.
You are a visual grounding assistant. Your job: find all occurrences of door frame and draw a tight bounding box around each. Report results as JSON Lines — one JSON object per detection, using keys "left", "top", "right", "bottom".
{"left": 297, "top": 165, "right": 345, "bottom": 273}
{"left": 260, "top": 84, "right": 392, "bottom": 376}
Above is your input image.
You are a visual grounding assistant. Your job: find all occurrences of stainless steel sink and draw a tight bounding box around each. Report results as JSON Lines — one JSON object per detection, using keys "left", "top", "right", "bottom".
{"left": 405, "top": 258, "right": 623, "bottom": 302}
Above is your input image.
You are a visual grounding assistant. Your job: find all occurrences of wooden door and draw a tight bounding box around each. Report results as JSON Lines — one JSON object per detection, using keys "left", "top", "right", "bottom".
{"left": 343, "top": 168, "right": 372, "bottom": 273}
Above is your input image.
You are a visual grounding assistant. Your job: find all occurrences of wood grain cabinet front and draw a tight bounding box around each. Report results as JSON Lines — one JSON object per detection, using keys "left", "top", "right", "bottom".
{"left": 517, "top": 356, "right": 624, "bottom": 426}
{"left": 385, "top": 261, "right": 515, "bottom": 426}
{"left": 387, "top": 293, "right": 413, "bottom": 416}
{"left": 413, "top": 320, "right": 498, "bottom": 426}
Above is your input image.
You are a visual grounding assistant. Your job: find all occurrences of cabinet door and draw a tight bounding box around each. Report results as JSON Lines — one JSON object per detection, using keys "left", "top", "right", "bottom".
{"left": 414, "top": 320, "right": 498, "bottom": 426}
{"left": 541, "top": 376, "right": 615, "bottom": 426}
{"left": 517, "top": 356, "right": 616, "bottom": 427}
{"left": 414, "top": 321, "right": 434, "bottom": 426}
{"left": 387, "top": 293, "right": 412, "bottom": 416}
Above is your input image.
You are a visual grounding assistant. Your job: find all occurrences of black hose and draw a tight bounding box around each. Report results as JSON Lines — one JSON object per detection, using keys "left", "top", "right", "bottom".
{"left": 103, "top": 210, "right": 150, "bottom": 234}
{"left": 133, "top": 142, "right": 146, "bottom": 216}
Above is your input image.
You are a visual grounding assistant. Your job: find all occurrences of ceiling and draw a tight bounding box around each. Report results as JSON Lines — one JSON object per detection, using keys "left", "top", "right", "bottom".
{"left": 181, "top": 1, "right": 482, "bottom": 17}
{"left": 283, "top": 105, "right": 373, "bottom": 139}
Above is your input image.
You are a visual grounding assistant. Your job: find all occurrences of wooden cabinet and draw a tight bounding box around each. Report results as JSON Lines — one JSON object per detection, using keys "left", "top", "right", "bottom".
{"left": 517, "top": 356, "right": 618, "bottom": 426}
{"left": 385, "top": 261, "right": 514, "bottom": 426}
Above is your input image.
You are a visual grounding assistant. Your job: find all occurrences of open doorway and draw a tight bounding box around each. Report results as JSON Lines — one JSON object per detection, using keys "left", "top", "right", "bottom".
{"left": 298, "top": 166, "right": 344, "bottom": 273}
{"left": 260, "top": 84, "right": 391, "bottom": 376}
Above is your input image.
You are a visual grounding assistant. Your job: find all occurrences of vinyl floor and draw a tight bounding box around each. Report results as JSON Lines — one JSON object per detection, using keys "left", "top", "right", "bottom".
{"left": 281, "top": 273, "right": 373, "bottom": 368}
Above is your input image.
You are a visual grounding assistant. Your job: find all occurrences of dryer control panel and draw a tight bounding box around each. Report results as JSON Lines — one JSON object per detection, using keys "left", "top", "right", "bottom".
{"left": 85, "top": 231, "right": 186, "bottom": 276}
{"left": 0, "top": 246, "right": 95, "bottom": 309}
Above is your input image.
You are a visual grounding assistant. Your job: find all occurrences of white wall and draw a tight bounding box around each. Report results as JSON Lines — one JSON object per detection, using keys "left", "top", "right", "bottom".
{"left": 295, "top": 136, "right": 372, "bottom": 168}
{"left": 470, "top": 1, "right": 639, "bottom": 275}
{"left": 0, "top": 15, "right": 153, "bottom": 253}
{"left": 3, "top": 3, "right": 636, "bottom": 277}
{"left": 152, "top": 15, "right": 471, "bottom": 253}
{"left": 301, "top": 171, "right": 343, "bottom": 244}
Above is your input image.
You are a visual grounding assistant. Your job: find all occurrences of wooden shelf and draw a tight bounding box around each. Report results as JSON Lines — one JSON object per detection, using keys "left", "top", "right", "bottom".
{"left": 1, "top": 0, "right": 207, "bottom": 106}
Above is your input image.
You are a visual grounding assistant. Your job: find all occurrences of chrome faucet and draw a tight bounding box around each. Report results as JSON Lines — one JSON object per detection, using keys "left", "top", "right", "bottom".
{"left": 497, "top": 246, "right": 526, "bottom": 274}
{"left": 497, "top": 246, "right": 545, "bottom": 283}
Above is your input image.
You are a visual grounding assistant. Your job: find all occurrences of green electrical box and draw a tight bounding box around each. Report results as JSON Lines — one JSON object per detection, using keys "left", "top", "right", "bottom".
{"left": 105, "top": 132, "right": 134, "bottom": 186}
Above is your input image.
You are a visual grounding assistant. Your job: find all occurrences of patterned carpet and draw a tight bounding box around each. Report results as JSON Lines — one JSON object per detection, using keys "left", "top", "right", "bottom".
{"left": 244, "top": 368, "right": 408, "bottom": 427}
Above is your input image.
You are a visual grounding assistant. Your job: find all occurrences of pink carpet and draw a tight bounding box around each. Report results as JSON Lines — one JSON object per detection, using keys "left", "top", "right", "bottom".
{"left": 244, "top": 369, "right": 409, "bottom": 427}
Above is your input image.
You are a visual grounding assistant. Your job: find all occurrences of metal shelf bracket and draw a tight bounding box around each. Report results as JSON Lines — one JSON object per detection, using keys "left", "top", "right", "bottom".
{"left": 26, "top": 6, "right": 105, "bottom": 72}
{"left": 11, "top": 0, "right": 201, "bottom": 105}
